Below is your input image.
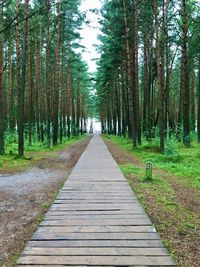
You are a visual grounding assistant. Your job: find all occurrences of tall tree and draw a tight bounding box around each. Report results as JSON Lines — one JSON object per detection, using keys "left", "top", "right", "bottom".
{"left": 17, "top": 0, "right": 29, "bottom": 157}
{"left": 181, "top": 0, "right": 190, "bottom": 146}
{"left": 0, "top": 0, "right": 4, "bottom": 154}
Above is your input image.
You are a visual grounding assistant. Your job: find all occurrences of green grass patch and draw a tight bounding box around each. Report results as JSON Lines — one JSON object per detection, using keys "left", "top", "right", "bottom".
{"left": 106, "top": 135, "right": 200, "bottom": 190}
{"left": 120, "top": 162, "right": 197, "bottom": 231}
{"left": 113, "top": 136, "right": 199, "bottom": 266}
{"left": 41, "top": 202, "right": 50, "bottom": 209}
{"left": 0, "top": 134, "right": 87, "bottom": 173}
{"left": 120, "top": 163, "right": 142, "bottom": 175}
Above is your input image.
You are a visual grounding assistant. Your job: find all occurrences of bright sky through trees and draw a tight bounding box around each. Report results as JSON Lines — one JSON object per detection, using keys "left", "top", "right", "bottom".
{"left": 79, "top": 0, "right": 102, "bottom": 72}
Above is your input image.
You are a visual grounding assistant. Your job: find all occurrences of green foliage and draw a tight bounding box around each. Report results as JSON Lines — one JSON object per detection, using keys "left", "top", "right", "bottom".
{"left": 41, "top": 202, "right": 50, "bottom": 209}
{"left": 163, "top": 138, "right": 180, "bottom": 163}
{"left": 0, "top": 134, "right": 86, "bottom": 173}
{"left": 120, "top": 164, "right": 142, "bottom": 175}
{"left": 36, "top": 214, "right": 44, "bottom": 224}
{"left": 107, "top": 135, "right": 200, "bottom": 190}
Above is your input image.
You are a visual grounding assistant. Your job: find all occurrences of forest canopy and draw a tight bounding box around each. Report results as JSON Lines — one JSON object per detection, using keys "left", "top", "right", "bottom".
{"left": 0, "top": 0, "right": 200, "bottom": 156}
{"left": 0, "top": 0, "right": 93, "bottom": 157}
{"left": 95, "top": 0, "right": 200, "bottom": 152}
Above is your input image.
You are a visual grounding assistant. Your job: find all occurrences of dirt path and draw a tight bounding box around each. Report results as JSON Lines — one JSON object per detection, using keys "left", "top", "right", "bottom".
{"left": 0, "top": 137, "right": 91, "bottom": 267}
{"left": 105, "top": 139, "right": 200, "bottom": 267}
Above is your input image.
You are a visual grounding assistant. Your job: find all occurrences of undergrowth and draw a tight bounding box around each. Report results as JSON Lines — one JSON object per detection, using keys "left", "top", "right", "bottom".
{"left": 119, "top": 163, "right": 198, "bottom": 267}
{"left": 0, "top": 134, "right": 87, "bottom": 172}
{"left": 106, "top": 134, "right": 200, "bottom": 190}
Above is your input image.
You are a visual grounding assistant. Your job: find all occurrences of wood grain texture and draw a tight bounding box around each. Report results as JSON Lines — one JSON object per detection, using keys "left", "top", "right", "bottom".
{"left": 16, "top": 135, "right": 176, "bottom": 266}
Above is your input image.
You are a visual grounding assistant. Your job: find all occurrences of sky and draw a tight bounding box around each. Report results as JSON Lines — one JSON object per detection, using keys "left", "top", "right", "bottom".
{"left": 78, "top": 0, "right": 102, "bottom": 131}
{"left": 78, "top": 0, "right": 102, "bottom": 73}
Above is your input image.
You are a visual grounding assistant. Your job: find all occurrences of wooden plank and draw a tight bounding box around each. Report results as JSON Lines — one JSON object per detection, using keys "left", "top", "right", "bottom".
{"left": 56, "top": 197, "right": 136, "bottom": 200}
{"left": 44, "top": 214, "right": 148, "bottom": 219}
{"left": 17, "top": 135, "right": 176, "bottom": 266}
{"left": 65, "top": 182, "right": 128, "bottom": 185}
{"left": 28, "top": 240, "right": 164, "bottom": 247}
{"left": 46, "top": 210, "right": 146, "bottom": 216}
{"left": 41, "top": 218, "right": 151, "bottom": 226}
{"left": 17, "top": 255, "right": 176, "bottom": 265}
{"left": 31, "top": 232, "right": 160, "bottom": 241}
{"left": 61, "top": 189, "right": 133, "bottom": 192}
{"left": 54, "top": 200, "right": 138, "bottom": 204}
{"left": 36, "top": 225, "right": 156, "bottom": 233}
{"left": 50, "top": 204, "right": 142, "bottom": 209}
{"left": 16, "top": 264, "right": 117, "bottom": 267}
{"left": 16, "top": 266, "right": 111, "bottom": 267}
{"left": 16, "top": 266, "right": 118, "bottom": 267}
{"left": 22, "top": 247, "right": 169, "bottom": 256}
{"left": 48, "top": 208, "right": 144, "bottom": 213}
{"left": 57, "top": 196, "right": 135, "bottom": 199}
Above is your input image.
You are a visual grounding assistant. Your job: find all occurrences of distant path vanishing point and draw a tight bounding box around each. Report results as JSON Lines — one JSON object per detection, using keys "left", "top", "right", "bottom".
{"left": 17, "top": 134, "right": 176, "bottom": 266}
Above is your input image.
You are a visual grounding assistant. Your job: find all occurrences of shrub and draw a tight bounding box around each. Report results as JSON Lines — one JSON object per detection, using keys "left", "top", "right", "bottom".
{"left": 163, "top": 138, "right": 180, "bottom": 162}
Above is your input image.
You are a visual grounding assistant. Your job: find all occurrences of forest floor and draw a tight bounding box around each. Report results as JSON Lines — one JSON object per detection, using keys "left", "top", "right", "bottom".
{"left": 0, "top": 135, "right": 91, "bottom": 267}
{"left": 105, "top": 136, "right": 200, "bottom": 267}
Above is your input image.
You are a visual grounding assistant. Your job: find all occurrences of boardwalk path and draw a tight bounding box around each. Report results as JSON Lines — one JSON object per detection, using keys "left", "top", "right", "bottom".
{"left": 17, "top": 135, "right": 176, "bottom": 266}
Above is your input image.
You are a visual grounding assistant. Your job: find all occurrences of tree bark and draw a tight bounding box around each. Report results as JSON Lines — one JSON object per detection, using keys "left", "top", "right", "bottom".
{"left": 52, "top": 1, "right": 60, "bottom": 145}
{"left": 132, "top": 0, "right": 141, "bottom": 145}
{"left": 198, "top": 59, "right": 200, "bottom": 142}
{"left": 154, "top": 0, "right": 165, "bottom": 153}
{"left": 181, "top": 0, "right": 190, "bottom": 146}
{"left": 122, "top": 0, "right": 133, "bottom": 141}
{"left": 17, "top": 0, "right": 29, "bottom": 157}
{"left": 46, "top": 0, "right": 51, "bottom": 147}
{"left": 0, "top": 1, "right": 4, "bottom": 154}
{"left": 8, "top": 32, "right": 15, "bottom": 132}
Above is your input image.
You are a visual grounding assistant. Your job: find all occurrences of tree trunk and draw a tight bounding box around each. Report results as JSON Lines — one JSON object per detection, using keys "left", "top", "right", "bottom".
{"left": 0, "top": 1, "right": 4, "bottom": 154}
{"left": 154, "top": 0, "right": 165, "bottom": 153}
{"left": 52, "top": 2, "right": 60, "bottom": 145}
{"left": 39, "top": 26, "right": 45, "bottom": 143}
{"left": 17, "top": 0, "right": 29, "bottom": 157}
{"left": 46, "top": 0, "right": 51, "bottom": 147}
{"left": 165, "top": 0, "right": 170, "bottom": 137}
{"left": 181, "top": 0, "right": 190, "bottom": 146}
{"left": 132, "top": 0, "right": 141, "bottom": 145}
{"left": 122, "top": 0, "right": 133, "bottom": 141}
{"left": 198, "top": 58, "right": 200, "bottom": 142}
{"left": 190, "top": 67, "right": 196, "bottom": 131}
{"left": 28, "top": 21, "right": 34, "bottom": 146}
{"left": 8, "top": 32, "right": 15, "bottom": 132}
{"left": 66, "top": 61, "right": 71, "bottom": 138}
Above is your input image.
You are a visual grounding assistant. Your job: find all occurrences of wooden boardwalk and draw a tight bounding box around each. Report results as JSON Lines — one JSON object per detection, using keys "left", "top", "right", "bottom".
{"left": 17, "top": 135, "right": 176, "bottom": 266}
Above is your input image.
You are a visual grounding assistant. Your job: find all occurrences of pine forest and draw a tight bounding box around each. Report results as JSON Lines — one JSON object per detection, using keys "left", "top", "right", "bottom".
{"left": 0, "top": 1, "right": 200, "bottom": 267}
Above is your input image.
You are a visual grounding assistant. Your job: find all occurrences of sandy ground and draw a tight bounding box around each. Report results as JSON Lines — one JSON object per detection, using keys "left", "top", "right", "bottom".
{"left": 0, "top": 137, "right": 91, "bottom": 267}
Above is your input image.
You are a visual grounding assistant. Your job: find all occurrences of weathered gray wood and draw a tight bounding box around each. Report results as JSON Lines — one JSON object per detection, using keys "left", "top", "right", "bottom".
{"left": 22, "top": 247, "right": 169, "bottom": 256}
{"left": 27, "top": 240, "right": 164, "bottom": 247}
{"left": 46, "top": 210, "right": 146, "bottom": 216}
{"left": 32, "top": 232, "right": 160, "bottom": 240}
{"left": 44, "top": 214, "right": 148, "bottom": 219}
{"left": 54, "top": 200, "right": 138, "bottom": 203}
{"left": 17, "top": 256, "right": 176, "bottom": 265}
{"left": 41, "top": 218, "right": 151, "bottom": 226}
{"left": 37, "top": 225, "right": 156, "bottom": 233}
{"left": 50, "top": 204, "right": 143, "bottom": 210}
{"left": 16, "top": 135, "right": 176, "bottom": 266}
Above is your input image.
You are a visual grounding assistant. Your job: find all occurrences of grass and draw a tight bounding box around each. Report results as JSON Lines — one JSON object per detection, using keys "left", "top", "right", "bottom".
{"left": 0, "top": 134, "right": 87, "bottom": 173}
{"left": 106, "top": 135, "right": 200, "bottom": 266}
{"left": 106, "top": 135, "right": 200, "bottom": 190}
{"left": 119, "top": 162, "right": 198, "bottom": 266}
